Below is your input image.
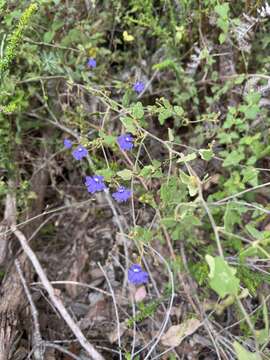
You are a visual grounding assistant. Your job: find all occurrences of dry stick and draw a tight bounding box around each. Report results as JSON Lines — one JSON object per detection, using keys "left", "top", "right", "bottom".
{"left": 15, "top": 259, "right": 44, "bottom": 360}
{"left": 0, "top": 199, "right": 93, "bottom": 238}
{"left": 198, "top": 184, "right": 224, "bottom": 258}
{"left": 214, "top": 181, "right": 270, "bottom": 205}
{"left": 141, "top": 244, "right": 175, "bottom": 360}
{"left": 11, "top": 225, "right": 105, "bottom": 360}
{"left": 44, "top": 342, "right": 82, "bottom": 360}
{"left": 98, "top": 263, "right": 123, "bottom": 360}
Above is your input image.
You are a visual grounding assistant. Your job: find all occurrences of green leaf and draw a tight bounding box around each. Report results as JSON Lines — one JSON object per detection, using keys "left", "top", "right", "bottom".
{"left": 245, "top": 224, "right": 264, "bottom": 240}
{"left": 205, "top": 255, "right": 240, "bottom": 298}
{"left": 234, "top": 74, "right": 246, "bottom": 85}
{"left": 177, "top": 152, "right": 197, "bottom": 163}
{"left": 233, "top": 342, "right": 261, "bottom": 360}
{"left": 223, "top": 150, "right": 245, "bottom": 167}
{"left": 43, "top": 31, "right": 55, "bottom": 43}
{"left": 99, "top": 130, "right": 116, "bottom": 146}
{"left": 158, "top": 108, "right": 173, "bottom": 125}
{"left": 179, "top": 171, "right": 198, "bottom": 197}
{"left": 241, "top": 167, "right": 258, "bottom": 186}
{"left": 255, "top": 299, "right": 269, "bottom": 345}
{"left": 96, "top": 168, "right": 114, "bottom": 181}
{"left": 199, "top": 149, "right": 214, "bottom": 161}
{"left": 217, "top": 18, "right": 229, "bottom": 33}
{"left": 120, "top": 116, "right": 137, "bottom": 134}
{"left": 117, "top": 169, "right": 133, "bottom": 180}
{"left": 152, "top": 59, "right": 178, "bottom": 72}
{"left": 215, "top": 3, "right": 230, "bottom": 18}
{"left": 173, "top": 106, "right": 184, "bottom": 116}
{"left": 132, "top": 102, "right": 144, "bottom": 119}
{"left": 159, "top": 176, "right": 187, "bottom": 206}
{"left": 219, "top": 33, "right": 227, "bottom": 44}
{"left": 224, "top": 203, "right": 241, "bottom": 232}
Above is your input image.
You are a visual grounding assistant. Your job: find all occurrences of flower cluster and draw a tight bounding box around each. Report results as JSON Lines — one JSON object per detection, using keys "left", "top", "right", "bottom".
{"left": 63, "top": 62, "right": 148, "bottom": 288}
{"left": 128, "top": 264, "right": 149, "bottom": 285}
{"left": 63, "top": 139, "right": 132, "bottom": 202}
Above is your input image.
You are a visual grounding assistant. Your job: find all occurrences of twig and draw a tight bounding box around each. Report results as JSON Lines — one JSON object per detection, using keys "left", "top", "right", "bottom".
{"left": 214, "top": 181, "right": 270, "bottom": 205}
{"left": 0, "top": 180, "right": 16, "bottom": 265}
{"left": 135, "top": 244, "right": 175, "bottom": 360}
{"left": 44, "top": 342, "right": 82, "bottom": 360}
{"left": 15, "top": 259, "right": 44, "bottom": 360}
{"left": 11, "top": 225, "right": 105, "bottom": 360}
{"left": 98, "top": 263, "right": 123, "bottom": 360}
{"left": 31, "top": 280, "right": 112, "bottom": 297}
{"left": 198, "top": 184, "right": 224, "bottom": 258}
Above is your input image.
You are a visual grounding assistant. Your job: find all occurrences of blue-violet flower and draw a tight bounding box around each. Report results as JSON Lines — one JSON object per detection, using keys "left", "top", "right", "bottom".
{"left": 72, "top": 145, "right": 88, "bottom": 160}
{"left": 117, "top": 133, "right": 134, "bottom": 151}
{"left": 128, "top": 264, "right": 149, "bottom": 285}
{"left": 112, "top": 186, "right": 131, "bottom": 203}
{"left": 133, "top": 81, "right": 145, "bottom": 94}
{"left": 85, "top": 175, "right": 106, "bottom": 193}
{"left": 87, "top": 58, "right": 96, "bottom": 68}
{"left": 64, "top": 138, "right": 72, "bottom": 149}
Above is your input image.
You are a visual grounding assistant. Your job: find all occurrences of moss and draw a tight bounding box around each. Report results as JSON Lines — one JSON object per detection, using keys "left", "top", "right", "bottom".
{"left": 189, "top": 261, "right": 209, "bottom": 286}
{"left": 237, "top": 265, "right": 270, "bottom": 296}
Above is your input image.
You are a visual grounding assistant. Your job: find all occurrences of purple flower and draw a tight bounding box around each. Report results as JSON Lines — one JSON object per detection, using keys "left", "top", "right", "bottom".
{"left": 87, "top": 58, "right": 96, "bottom": 68}
{"left": 128, "top": 264, "right": 149, "bottom": 285}
{"left": 133, "top": 81, "right": 145, "bottom": 94}
{"left": 64, "top": 138, "right": 72, "bottom": 149}
{"left": 85, "top": 175, "right": 106, "bottom": 193}
{"left": 112, "top": 186, "right": 131, "bottom": 203}
{"left": 117, "top": 133, "right": 134, "bottom": 151}
{"left": 72, "top": 145, "right": 88, "bottom": 160}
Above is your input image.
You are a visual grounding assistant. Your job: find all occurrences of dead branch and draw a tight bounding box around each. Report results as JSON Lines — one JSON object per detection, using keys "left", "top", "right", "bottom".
{"left": 11, "top": 225, "right": 105, "bottom": 360}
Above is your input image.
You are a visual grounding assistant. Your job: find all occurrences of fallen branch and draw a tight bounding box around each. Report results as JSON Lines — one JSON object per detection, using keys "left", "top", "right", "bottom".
{"left": 11, "top": 225, "right": 105, "bottom": 360}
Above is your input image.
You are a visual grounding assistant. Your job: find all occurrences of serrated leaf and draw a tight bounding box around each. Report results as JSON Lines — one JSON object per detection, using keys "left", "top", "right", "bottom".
{"left": 173, "top": 106, "right": 184, "bottom": 116}
{"left": 117, "top": 169, "right": 133, "bottom": 180}
{"left": 158, "top": 108, "right": 173, "bottom": 125}
{"left": 233, "top": 341, "right": 261, "bottom": 360}
{"left": 120, "top": 116, "right": 137, "bottom": 134}
{"left": 132, "top": 102, "right": 144, "bottom": 119}
{"left": 223, "top": 150, "right": 245, "bottom": 167}
{"left": 205, "top": 255, "right": 240, "bottom": 298}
